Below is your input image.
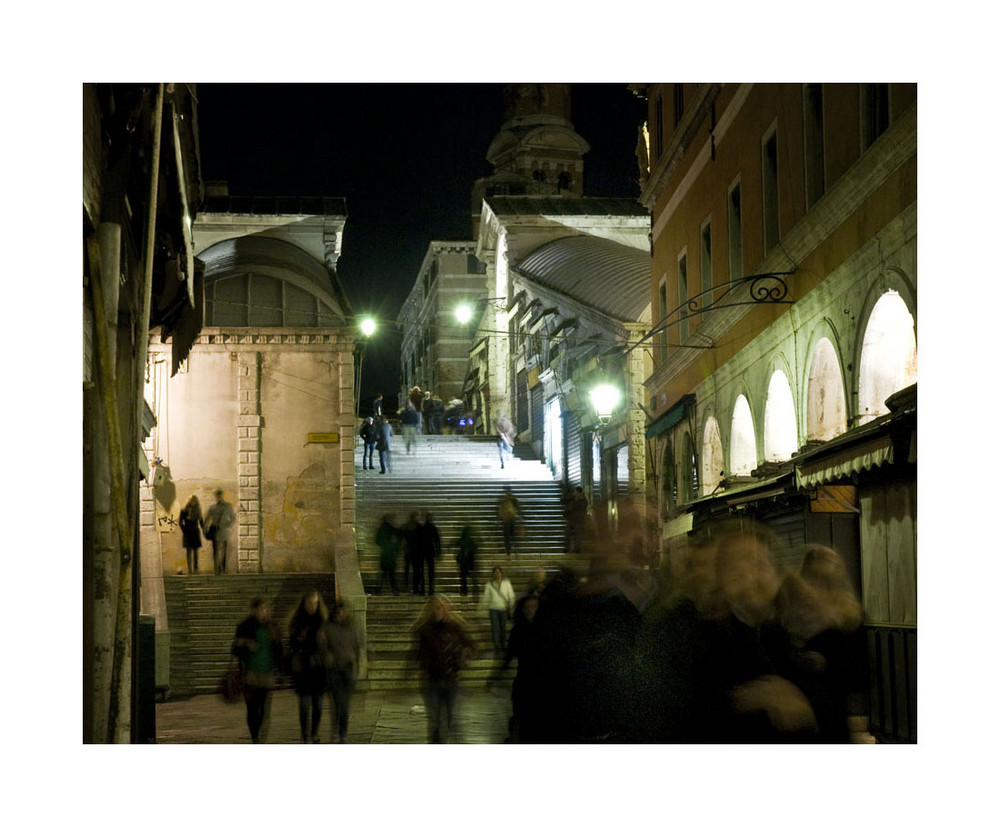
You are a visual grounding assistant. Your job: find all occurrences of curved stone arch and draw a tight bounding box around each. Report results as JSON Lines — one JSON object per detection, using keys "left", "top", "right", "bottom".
{"left": 700, "top": 412, "right": 725, "bottom": 493}
{"left": 730, "top": 392, "right": 758, "bottom": 476}
{"left": 763, "top": 367, "right": 798, "bottom": 461}
{"left": 854, "top": 277, "right": 917, "bottom": 425}
{"left": 802, "top": 319, "right": 849, "bottom": 442}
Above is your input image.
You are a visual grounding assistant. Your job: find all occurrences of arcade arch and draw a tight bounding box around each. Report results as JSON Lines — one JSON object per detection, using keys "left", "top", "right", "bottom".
{"left": 730, "top": 394, "right": 757, "bottom": 476}
{"left": 858, "top": 290, "right": 917, "bottom": 424}
{"left": 701, "top": 415, "right": 724, "bottom": 493}
{"left": 763, "top": 369, "right": 797, "bottom": 461}
{"left": 806, "top": 336, "right": 848, "bottom": 441}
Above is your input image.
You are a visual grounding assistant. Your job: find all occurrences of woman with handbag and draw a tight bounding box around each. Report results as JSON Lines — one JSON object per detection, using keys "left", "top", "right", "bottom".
{"left": 178, "top": 495, "right": 204, "bottom": 574}
{"left": 232, "top": 598, "right": 283, "bottom": 743}
{"left": 288, "top": 590, "right": 330, "bottom": 743}
{"left": 481, "top": 566, "right": 517, "bottom": 654}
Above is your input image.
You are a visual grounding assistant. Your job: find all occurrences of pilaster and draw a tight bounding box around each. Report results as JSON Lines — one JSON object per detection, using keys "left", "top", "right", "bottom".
{"left": 236, "top": 351, "right": 263, "bottom": 572}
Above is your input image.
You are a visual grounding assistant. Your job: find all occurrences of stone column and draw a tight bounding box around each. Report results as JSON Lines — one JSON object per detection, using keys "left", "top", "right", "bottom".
{"left": 237, "top": 351, "right": 263, "bottom": 572}
{"left": 626, "top": 325, "right": 648, "bottom": 522}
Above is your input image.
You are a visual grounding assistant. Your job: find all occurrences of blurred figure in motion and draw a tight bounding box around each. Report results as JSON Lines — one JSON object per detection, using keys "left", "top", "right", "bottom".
{"left": 498, "top": 590, "right": 541, "bottom": 743}
{"left": 232, "top": 598, "right": 283, "bottom": 743}
{"left": 422, "top": 512, "right": 442, "bottom": 595}
{"left": 481, "top": 566, "right": 517, "bottom": 654}
{"left": 288, "top": 590, "right": 329, "bottom": 743}
{"left": 375, "top": 515, "right": 402, "bottom": 595}
{"left": 563, "top": 485, "right": 589, "bottom": 554}
{"left": 376, "top": 416, "right": 393, "bottom": 474}
{"left": 454, "top": 524, "right": 479, "bottom": 597}
{"left": 775, "top": 544, "right": 870, "bottom": 743}
{"left": 324, "top": 600, "right": 364, "bottom": 743}
{"left": 497, "top": 487, "right": 522, "bottom": 556}
{"left": 402, "top": 511, "right": 419, "bottom": 590}
{"left": 634, "top": 522, "right": 816, "bottom": 743}
{"left": 496, "top": 412, "right": 516, "bottom": 469}
{"left": 414, "top": 596, "right": 476, "bottom": 743}
{"left": 204, "top": 488, "right": 236, "bottom": 574}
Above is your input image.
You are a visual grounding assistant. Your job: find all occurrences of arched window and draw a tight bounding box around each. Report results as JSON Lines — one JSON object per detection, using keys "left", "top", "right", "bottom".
{"left": 660, "top": 441, "right": 676, "bottom": 517}
{"left": 807, "top": 336, "right": 847, "bottom": 441}
{"left": 763, "top": 369, "right": 797, "bottom": 461}
{"left": 206, "top": 273, "right": 339, "bottom": 328}
{"left": 702, "top": 416, "right": 724, "bottom": 493}
{"left": 858, "top": 291, "right": 917, "bottom": 424}
{"left": 681, "top": 430, "right": 699, "bottom": 501}
{"left": 730, "top": 394, "right": 757, "bottom": 476}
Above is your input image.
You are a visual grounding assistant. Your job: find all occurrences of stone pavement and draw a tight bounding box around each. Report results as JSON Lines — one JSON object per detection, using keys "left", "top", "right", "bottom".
{"left": 154, "top": 685, "right": 513, "bottom": 744}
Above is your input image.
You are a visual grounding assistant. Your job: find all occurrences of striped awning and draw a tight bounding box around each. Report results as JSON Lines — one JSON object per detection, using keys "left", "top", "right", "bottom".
{"left": 795, "top": 434, "right": 894, "bottom": 489}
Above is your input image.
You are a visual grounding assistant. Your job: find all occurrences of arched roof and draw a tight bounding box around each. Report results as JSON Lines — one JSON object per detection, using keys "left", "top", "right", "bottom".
{"left": 512, "top": 235, "right": 651, "bottom": 321}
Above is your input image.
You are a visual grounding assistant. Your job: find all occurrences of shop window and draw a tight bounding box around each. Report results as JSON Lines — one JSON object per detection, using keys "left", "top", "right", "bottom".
{"left": 858, "top": 291, "right": 917, "bottom": 424}
{"left": 730, "top": 394, "right": 757, "bottom": 476}
{"left": 806, "top": 336, "right": 847, "bottom": 441}
{"left": 702, "top": 415, "right": 725, "bottom": 492}
{"left": 763, "top": 369, "right": 797, "bottom": 461}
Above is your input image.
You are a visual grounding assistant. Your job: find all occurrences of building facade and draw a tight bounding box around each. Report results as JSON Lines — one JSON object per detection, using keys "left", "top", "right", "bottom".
{"left": 638, "top": 83, "right": 917, "bottom": 741}
{"left": 84, "top": 83, "right": 204, "bottom": 742}
{"left": 397, "top": 240, "right": 488, "bottom": 418}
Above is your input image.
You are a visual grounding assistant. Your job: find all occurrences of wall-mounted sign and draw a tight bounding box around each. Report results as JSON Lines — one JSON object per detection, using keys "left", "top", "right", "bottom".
{"left": 307, "top": 433, "right": 340, "bottom": 444}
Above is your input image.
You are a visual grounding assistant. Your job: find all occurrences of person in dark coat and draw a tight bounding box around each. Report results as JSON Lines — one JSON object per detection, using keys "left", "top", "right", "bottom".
{"left": 288, "top": 590, "right": 330, "bottom": 743}
{"left": 633, "top": 523, "right": 816, "bottom": 744}
{"left": 178, "top": 494, "right": 204, "bottom": 574}
{"left": 232, "top": 597, "right": 283, "bottom": 743}
{"left": 422, "top": 391, "right": 435, "bottom": 434}
{"left": 372, "top": 393, "right": 383, "bottom": 420}
{"left": 376, "top": 416, "right": 392, "bottom": 474}
{"left": 323, "top": 601, "right": 364, "bottom": 743}
{"left": 414, "top": 596, "right": 476, "bottom": 744}
{"left": 563, "top": 485, "right": 589, "bottom": 554}
{"left": 360, "top": 416, "right": 377, "bottom": 470}
{"left": 375, "top": 516, "right": 403, "bottom": 595}
{"left": 422, "top": 513, "right": 442, "bottom": 595}
{"left": 454, "top": 525, "right": 479, "bottom": 597}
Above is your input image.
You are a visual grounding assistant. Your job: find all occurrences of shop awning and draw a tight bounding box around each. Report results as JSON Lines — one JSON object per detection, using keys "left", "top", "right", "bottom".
{"left": 795, "top": 433, "right": 894, "bottom": 489}
{"left": 645, "top": 394, "right": 696, "bottom": 440}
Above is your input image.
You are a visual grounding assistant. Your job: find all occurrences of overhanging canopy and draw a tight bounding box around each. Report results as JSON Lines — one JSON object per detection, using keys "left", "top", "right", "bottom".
{"left": 795, "top": 434, "right": 894, "bottom": 489}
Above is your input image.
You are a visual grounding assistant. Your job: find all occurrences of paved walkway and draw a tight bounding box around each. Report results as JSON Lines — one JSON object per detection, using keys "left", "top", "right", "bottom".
{"left": 155, "top": 685, "right": 513, "bottom": 745}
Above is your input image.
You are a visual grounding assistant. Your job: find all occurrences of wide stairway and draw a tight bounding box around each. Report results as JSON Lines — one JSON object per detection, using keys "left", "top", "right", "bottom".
{"left": 356, "top": 433, "right": 579, "bottom": 691}
{"left": 159, "top": 434, "right": 579, "bottom": 697}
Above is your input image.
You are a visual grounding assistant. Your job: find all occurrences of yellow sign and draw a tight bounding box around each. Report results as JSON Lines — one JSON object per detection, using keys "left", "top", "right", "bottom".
{"left": 307, "top": 433, "right": 340, "bottom": 444}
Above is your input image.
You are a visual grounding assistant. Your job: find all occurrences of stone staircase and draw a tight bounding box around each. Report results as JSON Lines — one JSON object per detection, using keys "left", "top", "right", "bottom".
{"left": 162, "top": 573, "right": 338, "bottom": 697}
{"left": 356, "top": 433, "right": 584, "bottom": 691}
{"left": 158, "top": 433, "right": 585, "bottom": 697}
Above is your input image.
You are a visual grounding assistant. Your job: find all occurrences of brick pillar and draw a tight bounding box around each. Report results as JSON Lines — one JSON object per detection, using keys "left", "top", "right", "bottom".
{"left": 237, "top": 352, "right": 263, "bottom": 572}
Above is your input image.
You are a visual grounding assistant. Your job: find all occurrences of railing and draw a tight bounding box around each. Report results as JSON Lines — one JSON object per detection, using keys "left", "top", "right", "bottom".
{"left": 865, "top": 624, "right": 917, "bottom": 743}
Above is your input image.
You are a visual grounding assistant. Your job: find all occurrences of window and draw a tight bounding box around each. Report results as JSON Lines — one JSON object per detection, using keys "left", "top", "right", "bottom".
{"left": 862, "top": 83, "right": 890, "bottom": 150}
{"left": 728, "top": 180, "right": 743, "bottom": 280}
{"left": 673, "top": 84, "right": 684, "bottom": 126}
{"left": 761, "top": 127, "right": 779, "bottom": 256}
{"left": 678, "top": 253, "right": 689, "bottom": 341}
{"left": 700, "top": 220, "right": 713, "bottom": 300}
{"left": 803, "top": 84, "right": 825, "bottom": 208}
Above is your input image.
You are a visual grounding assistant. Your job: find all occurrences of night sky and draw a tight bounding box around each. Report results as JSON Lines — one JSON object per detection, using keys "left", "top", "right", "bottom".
{"left": 195, "top": 82, "right": 648, "bottom": 403}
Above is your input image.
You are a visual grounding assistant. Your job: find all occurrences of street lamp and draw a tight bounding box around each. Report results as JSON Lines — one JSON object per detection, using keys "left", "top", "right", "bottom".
{"left": 590, "top": 383, "right": 621, "bottom": 425}
{"left": 454, "top": 303, "right": 474, "bottom": 325}
{"left": 354, "top": 316, "right": 377, "bottom": 420}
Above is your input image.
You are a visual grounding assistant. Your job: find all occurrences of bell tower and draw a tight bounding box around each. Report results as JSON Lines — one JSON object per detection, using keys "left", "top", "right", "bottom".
{"left": 471, "top": 83, "right": 591, "bottom": 235}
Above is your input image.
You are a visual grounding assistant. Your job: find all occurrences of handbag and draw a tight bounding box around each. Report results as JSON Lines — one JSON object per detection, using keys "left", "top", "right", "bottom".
{"left": 220, "top": 660, "right": 243, "bottom": 702}
{"left": 205, "top": 523, "right": 217, "bottom": 541}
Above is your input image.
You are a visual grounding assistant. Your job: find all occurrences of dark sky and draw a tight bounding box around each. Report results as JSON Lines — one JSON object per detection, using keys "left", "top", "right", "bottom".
{"left": 195, "top": 83, "right": 648, "bottom": 403}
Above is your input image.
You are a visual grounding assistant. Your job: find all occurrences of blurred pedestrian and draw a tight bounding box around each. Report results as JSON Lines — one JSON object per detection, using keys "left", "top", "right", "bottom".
{"left": 360, "top": 416, "right": 377, "bottom": 470}
{"left": 408, "top": 386, "right": 424, "bottom": 433}
{"left": 454, "top": 525, "right": 479, "bottom": 597}
{"left": 204, "top": 488, "right": 236, "bottom": 574}
{"left": 564, "top": 485, "right": 589, "bottom": 554}
{"left": 497, "top": 487, "right": 522, "bottom": 556}
{"left": 774, "top": 544, "right": 868, "bottom": 743}
{"left": 324, "top": 601, "right": 364, "bottom": 744}
{"left": 375, "top": 515, "right": 403, "bottom": 595}
{"left": 401, "top": 402, "right": 419, "bottom": 452}
{"left": 481, "top": 566, "right": 516, "bottom": 653}
{"left": 496, "top": 412, "right": 516, "bottom": 468}
{"left": 288, "top": 590, "right": 329, "bottom": 743}
{"left": 634, "top": 522, "right": 815, "bottom": 743}
{"left": 178, "top": 494, "right": 204, "bottom": 574}
{"left": 376, "top": 416, "right": 393, "bottom": 474}
{"left": 232, "top": 598, "right": 283, "bottom": 743}
{"left": 414, "top": 596, "right": 476, "bottom": 743}
{"left": 402, "top": 511, "right": 419, "bottom": 590}
{"left": 431, "top": 394, "right": 444, "bottom": 435}
{"left": 422, "top": 391, "right": 435, "bottom": 434}
{"left": 423, "top": 512, "right": 442, "bottom": 595}
{"left": 372, "top": 393, "right": 383, "bottom": 419}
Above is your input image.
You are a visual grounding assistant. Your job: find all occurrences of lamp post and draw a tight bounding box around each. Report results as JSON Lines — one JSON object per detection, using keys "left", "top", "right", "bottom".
{"left": 590, "top": 383, "right": 621, "bottom": 426}
{"left": 354, "top": 316, "right": 376, "bottom": 421}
